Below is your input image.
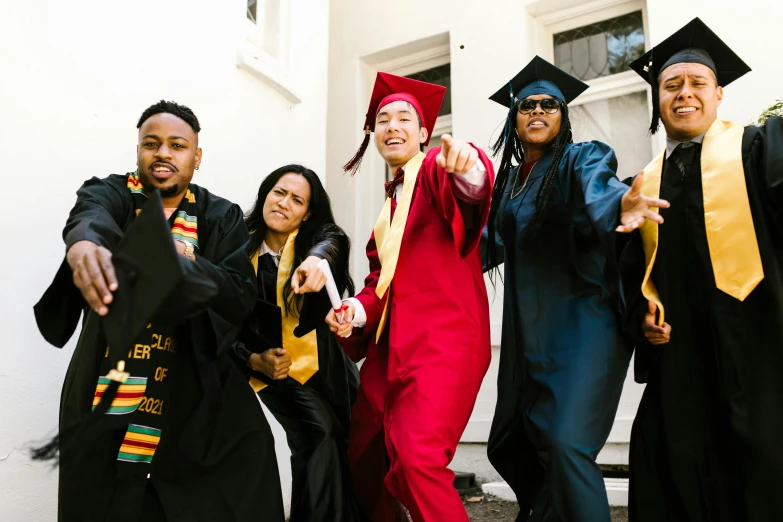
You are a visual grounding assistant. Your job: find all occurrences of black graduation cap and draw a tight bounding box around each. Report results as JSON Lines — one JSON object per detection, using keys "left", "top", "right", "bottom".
{"left": 242, "top": 298, "right": 283, "bottom": 353}
{"left": 101, "top": 190, "right": 184, "bottom": 358}
{"left": 489, "top": 55, "right": 589, "bottom": 109}
{"left": 629, "top": 17, "right": 751, "bottom": 133}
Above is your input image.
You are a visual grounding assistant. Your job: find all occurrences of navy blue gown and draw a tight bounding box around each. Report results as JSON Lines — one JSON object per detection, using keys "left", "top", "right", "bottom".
{"left": 484, "top": 141, "right": 633, "bottom": 522}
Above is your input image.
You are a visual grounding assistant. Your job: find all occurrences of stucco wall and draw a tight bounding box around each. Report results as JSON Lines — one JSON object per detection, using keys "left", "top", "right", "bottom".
{"left": 0, "top": 0, "right": 331, "bottom": 518}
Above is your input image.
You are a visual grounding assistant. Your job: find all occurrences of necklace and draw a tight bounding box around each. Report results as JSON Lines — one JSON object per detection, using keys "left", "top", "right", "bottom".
{"left": 510, "top": 161, "right": 537, "bottom": 200}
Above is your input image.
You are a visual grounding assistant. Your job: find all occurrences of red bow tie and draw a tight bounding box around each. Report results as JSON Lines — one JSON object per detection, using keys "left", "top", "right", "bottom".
{"left": 384, "top": 167, "right": 405, "bottom": 199}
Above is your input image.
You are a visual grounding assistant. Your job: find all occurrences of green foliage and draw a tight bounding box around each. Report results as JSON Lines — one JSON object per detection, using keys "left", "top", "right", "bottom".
{"left": 755, "top": 99, "right": 783, "bottom": 125}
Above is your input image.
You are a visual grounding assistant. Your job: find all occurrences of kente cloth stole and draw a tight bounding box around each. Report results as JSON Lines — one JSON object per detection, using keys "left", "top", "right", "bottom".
{"left": 373, "top": 151, "right": 426, "bottom": 342}
{"left": 89, "top": 172, "right": 198, "bottom": 472}
{"left": 638, "top": 120, "right": 764, "bottom": 326}
{"left": 248, "top": 228, "right": 319, "bottom": 392}
{"left": 128, "top": 171, "right": 199, "bottom": 248}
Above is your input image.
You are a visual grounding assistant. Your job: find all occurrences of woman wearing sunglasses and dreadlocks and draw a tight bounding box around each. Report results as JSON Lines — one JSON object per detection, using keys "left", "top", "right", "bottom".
{"left": 482, "top": 56, "right": 668, "bottom": 522}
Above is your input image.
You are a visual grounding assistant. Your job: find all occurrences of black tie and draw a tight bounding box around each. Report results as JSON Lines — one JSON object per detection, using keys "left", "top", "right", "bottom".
{"left": 672, "top": 142, "right": 699, "bottom": 176}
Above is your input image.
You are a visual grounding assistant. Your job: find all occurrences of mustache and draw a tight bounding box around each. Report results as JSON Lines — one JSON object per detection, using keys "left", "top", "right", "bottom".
{"left": 149, "top": 161, "right": 179, "bottom": 172}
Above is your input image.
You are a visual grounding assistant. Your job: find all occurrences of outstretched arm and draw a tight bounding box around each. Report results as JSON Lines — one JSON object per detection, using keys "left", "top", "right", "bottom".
{"left": 422, "top": 137, "right": 495, "bottom": 258}
{"left": 35, "top": 176, "right": 131, "bottom": 347}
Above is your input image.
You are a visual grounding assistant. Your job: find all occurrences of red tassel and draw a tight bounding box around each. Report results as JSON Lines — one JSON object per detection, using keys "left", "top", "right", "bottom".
{"left": 343, "top": 132, "right": 371, "bottom": 176}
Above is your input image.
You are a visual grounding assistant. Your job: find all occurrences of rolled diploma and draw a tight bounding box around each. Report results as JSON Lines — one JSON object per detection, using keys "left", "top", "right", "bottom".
{"left": 318, "top": 258, "right": 345, "bottom": 322}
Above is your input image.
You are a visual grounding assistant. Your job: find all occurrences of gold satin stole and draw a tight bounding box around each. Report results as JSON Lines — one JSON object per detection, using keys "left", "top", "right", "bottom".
{"left": 639, "top": 119, "right": 764, "bottom": 326}
{"left": 248, "top": 228, "right": 319, "bottom": 392}
{"left": 372, "top": 151, "right": 426, "bottom": 342}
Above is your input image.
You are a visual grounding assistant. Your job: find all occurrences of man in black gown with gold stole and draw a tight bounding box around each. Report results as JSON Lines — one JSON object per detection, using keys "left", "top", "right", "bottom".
{"left": 34, "top": 100, "right": 284, "bottom": 521}
{"left": 620, "top": 18, "right": 783, "bottom": 521}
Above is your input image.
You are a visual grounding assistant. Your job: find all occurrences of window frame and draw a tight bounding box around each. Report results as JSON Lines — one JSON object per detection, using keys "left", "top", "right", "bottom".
{"left": 534, "top": 0, "right": 663, "bottom": 159}
{"left": 238, "top": 0, "right": 301, "bottom": 104}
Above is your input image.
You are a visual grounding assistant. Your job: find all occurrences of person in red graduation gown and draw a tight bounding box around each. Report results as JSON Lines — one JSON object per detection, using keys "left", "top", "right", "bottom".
{"left": 325, "top": 73, "right": 494, "bottom": 522}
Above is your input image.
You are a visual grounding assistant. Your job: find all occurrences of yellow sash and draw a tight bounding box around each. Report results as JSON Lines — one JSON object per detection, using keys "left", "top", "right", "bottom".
{"left": 372, "top": 151, "right": 426, "bottom": 342}
{"left": 248, "top": 229, "right": 319, "bottom": 392}
{"left": 639, "top": 119, "right": 764, "bottom": 326}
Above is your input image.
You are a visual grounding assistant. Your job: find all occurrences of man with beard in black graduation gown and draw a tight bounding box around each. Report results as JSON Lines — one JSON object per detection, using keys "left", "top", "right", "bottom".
{"left": 33, "top": 100, "right": 285, "bottom": 521}
{"left": 620, "top": 18, "right": 783, "bottom": 522}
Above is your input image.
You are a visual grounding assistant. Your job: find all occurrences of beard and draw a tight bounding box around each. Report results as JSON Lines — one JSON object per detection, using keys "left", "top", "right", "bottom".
{"left": 139, "top": 177, "right": 180, "bottom": 199}
{"left": 158, "top": 184, "right": 180, "bottom": 198}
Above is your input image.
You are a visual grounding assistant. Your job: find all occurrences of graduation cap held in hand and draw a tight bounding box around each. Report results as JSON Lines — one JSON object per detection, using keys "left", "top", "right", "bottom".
{"left": 243, "top": 298, "right": 283, "bottom": 353}
{"left": 101, "top": 189, "right": 184, "bottom": 366}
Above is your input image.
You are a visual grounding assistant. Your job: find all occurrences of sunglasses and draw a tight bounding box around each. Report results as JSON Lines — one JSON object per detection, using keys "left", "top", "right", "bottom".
{"left": 516, "top": 98, "right": 561, "bottom": 115}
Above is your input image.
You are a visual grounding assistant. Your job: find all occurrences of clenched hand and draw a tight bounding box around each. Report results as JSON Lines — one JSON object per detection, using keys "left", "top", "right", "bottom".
{"left": 248, "top": 348, "right": 291, "bottom": 380}
{"left": 642, "top": 300, "right": 672, "bottom": 345}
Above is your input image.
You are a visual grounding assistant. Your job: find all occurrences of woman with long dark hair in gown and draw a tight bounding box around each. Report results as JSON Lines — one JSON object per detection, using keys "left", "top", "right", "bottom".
{"left": 234, "top": 164, "right": 360, "bottom": 522}
{"left": 483, "top": 57, "right": 667, "bottom": 521}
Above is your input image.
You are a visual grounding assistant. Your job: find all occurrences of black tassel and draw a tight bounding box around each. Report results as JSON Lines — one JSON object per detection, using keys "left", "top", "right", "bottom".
{"left": 343, "top": 131, "right": 371, "bottom": 176}
{"left": 29, "top": 378, "right": 123, "bottom": 467}
{"left": 30, "top": 434, "right": 60, "bottom": 464}
{"left": 649, "top": 79, "right": 661, "bottom": 135}
{"left": 646, "top": 54, "right": 661, "bottom": 135}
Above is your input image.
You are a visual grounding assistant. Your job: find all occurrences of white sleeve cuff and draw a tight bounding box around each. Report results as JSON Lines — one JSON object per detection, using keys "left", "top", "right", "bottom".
{"left": 345, "top": 297, "right": 367, "bottom": 328}
{"left": 460, "top": 158, "right": 487, "bottom": 186}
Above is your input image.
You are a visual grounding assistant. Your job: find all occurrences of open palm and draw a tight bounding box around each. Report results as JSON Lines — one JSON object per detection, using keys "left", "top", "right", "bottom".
{"left": 617, "top": 173, "right": 670, "bottom": 233}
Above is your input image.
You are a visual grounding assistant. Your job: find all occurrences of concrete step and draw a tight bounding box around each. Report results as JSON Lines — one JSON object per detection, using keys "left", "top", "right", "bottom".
{"left": 450, "top": 442, "right": 630, "bottom": 482}
{"left": 482, "top": 478, "right": 629, "bottom": 506}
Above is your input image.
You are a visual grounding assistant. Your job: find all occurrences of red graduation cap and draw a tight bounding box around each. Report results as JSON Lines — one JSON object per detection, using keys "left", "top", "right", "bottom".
{"left": 343, "top": 72, "right": 446, "bottom": 175}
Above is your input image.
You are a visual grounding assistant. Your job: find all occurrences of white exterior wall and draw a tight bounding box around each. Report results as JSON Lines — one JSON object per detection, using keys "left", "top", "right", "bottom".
{"left": 327, "top": 0, "right": 783, "bottom": 452}
{"left": 2, "top": 1, "right": 782, "bottom": 518}
{"left": 0, "top": 0, "right": 331, "bottom": 519}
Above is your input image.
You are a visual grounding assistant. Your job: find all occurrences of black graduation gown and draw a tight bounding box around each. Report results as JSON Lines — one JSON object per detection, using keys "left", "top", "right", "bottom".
{"left": 621, "top": 118, "right": 783, "bottom": 522}
{"left": 35, "top": 174, "right": 285, "bottom": 522}
{"left": 234, "top": 224, "right": 360, "bottom": 522}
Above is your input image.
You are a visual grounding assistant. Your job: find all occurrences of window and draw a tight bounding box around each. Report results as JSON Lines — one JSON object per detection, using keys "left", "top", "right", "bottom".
{"left": 553, "top": 11, "right": 645, "bottom": 81}
{"left": 246, "top": 0, "right": 285, "bottom": 61}
{"left": 239, "top": 0, "right": 299, "bottom": 103}
{"left": 545, "top": 4, "right": 653, "bottom": 179}
{"left": 570, "top": 91, "right": 651, "bottom": 177}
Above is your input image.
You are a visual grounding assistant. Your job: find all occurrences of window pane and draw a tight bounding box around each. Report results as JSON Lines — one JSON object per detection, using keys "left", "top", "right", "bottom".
{"left": 569, "top": 91, "right": 652, "bottom": 180}
{"left": 247, "top": 0, "right": 257, "bottom": 23}
{"left": 554, "top": 11, "right": 645, "bottom": 81}
{"left": 406, "top": 63, "right": 451, "bottom": 116}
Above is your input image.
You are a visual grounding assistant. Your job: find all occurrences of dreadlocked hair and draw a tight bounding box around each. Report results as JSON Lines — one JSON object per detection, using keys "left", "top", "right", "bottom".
{"left": 485, "top": 101, "right": 573, "bottom": 284}
{"left": 527, "top": 104, "right": 572, "bottom": 235}
{"left": 137, "top": 100, "right": 201, "bottom": 134}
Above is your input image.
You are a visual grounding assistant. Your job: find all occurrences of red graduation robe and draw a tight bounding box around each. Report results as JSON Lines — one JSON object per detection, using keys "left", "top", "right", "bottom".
{"left": 340, "top": 146, "right": 493, "bottom": 522}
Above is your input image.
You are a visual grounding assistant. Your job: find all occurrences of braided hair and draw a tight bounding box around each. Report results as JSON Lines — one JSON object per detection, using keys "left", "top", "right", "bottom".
{"left": 486, "top": 99, "right": 573, "bottom": 280}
